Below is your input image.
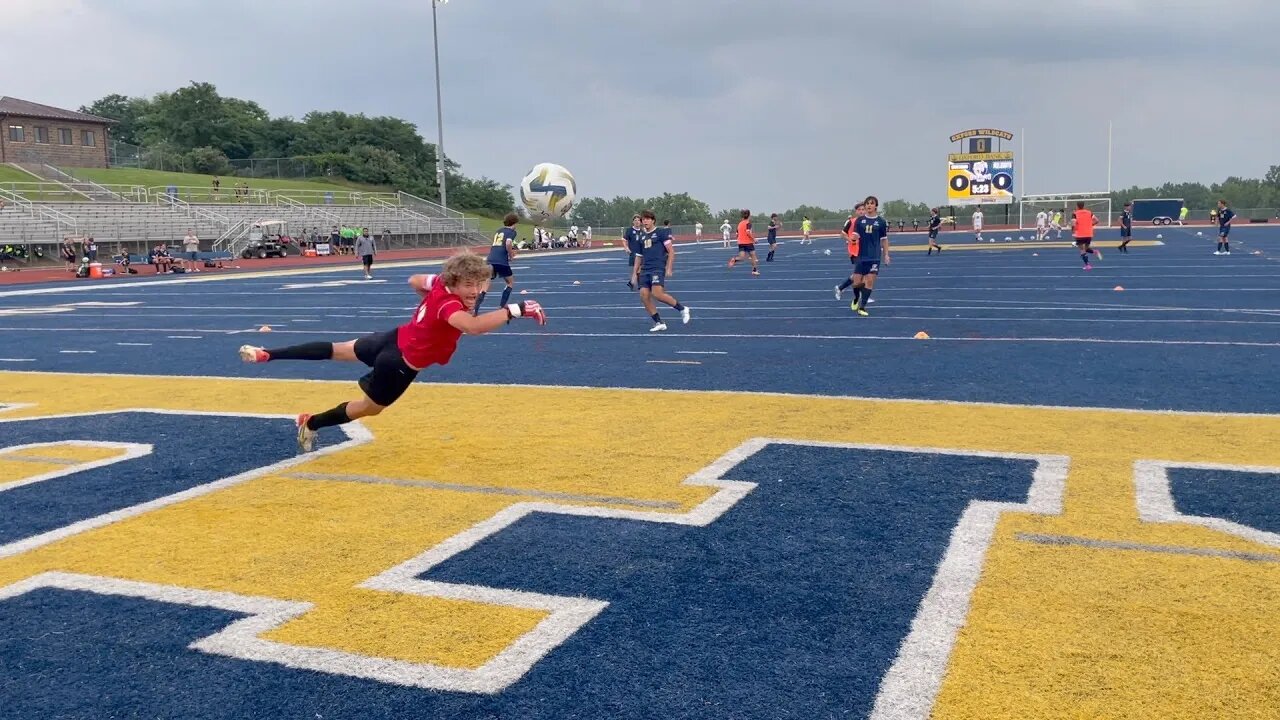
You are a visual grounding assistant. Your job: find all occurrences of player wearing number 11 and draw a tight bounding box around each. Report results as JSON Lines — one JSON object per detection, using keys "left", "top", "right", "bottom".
{"left": 849, "top": 196, "right": 890, "bottom": 316}
{"left": 238, "top": 252, "right": 547, "bottom": 452}
{"left": 633, "top": 208, "right": 691, "bottom": 332}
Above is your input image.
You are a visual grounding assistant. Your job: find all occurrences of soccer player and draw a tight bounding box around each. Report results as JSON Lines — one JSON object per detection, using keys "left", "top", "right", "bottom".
{"left": 801, "top": 216, "right": 812, "bottom": 244}
{"left": 475, "top": 212, "right": 518, "bottom": 312}
{"left": 1035, "top": 209, "right": 1049, "bottom": 242}
{"left": 624, "top": 214, "right": 642, "bottom": 289}
{"left": 1051, "top": 210, "right": 1064, "bottom": 239}
{"left": 972, "top": 208, "right": 984, "bottom": 242}
{"left": 632, "top": 209, "right": 691, "bottom": 332}
{"left": 847, "top": 196, "right": 890, "bottom": 315}
{"left": 1072, "top": 200, "right": 1102, "bottom": 270}
{"left": 766, "top": 213, "right": 780, "bottom": 262}
{"left": 695, "top": 221, "right": 703, "bottom": 242}
{"left": 583, "top": 226, "right": 593, "bottom": 248}
{"left": 728, "top": 209, "right": 760, "bottom": 275}
{"left": 1215, "top": 199, "right": 1234, "bottom": 255}
{"left": 927, "top": 207, "right": 943, "bottom": 255}
{"left": 720, "top": 219, "right": 732, "bottom": 248}
{"left": 239, "top": 253, "right": 547, "bottom": 451}
{"left": 834, "top": 202, "right": 866, "bottom": 299}
{"left": 1118, "top": 202, "right": 1133, "bottom": 252}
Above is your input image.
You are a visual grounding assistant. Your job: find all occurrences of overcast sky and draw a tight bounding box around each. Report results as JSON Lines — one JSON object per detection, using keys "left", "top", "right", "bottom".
{"left": 6, "top": 0, "right": 1278, "bottom": 211}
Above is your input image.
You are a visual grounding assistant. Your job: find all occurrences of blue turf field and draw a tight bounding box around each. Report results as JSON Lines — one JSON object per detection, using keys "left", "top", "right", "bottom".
{"left": 1, "top": 225, "right": 1276, "bottom": 412}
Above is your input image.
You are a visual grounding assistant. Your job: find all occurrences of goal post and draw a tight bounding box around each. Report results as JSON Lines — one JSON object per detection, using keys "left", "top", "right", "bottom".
{"left": 1019, "top": 192, "right": 1112, "bottom": 231}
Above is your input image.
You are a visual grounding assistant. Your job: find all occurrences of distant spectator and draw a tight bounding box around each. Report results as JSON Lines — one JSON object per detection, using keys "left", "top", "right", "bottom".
{"left": 85, "top": 236, "right": 97, "bottom": 262}
{"left": 152, "top": 243, "right": 173, "bottom": 273}
{"left": 61, "top": 237, "right": 77, "bottom": 271}
{"left": 355, "top": 228, "right": 376, "bottom": 280}
{"left": 583, "top": 225, "right": 592, "bottom": 248}
{"left": 211, "top": 176, "right": 221, "bottom": 201}
{"left": 183, "top": 228, "right": 201, "bottom": 272}
{"left": 329, "top": 225, "right": 340, "bottom": 254}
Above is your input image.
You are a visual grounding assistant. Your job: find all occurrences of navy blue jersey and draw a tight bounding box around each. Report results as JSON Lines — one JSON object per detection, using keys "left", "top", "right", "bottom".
{"left": 624, "top": 226, "right": 643, "bottom": 255}
{"left": 1121, "top": 210, "right": 1132, "bottom": 229}
{"left": 487, "top": 227, "right": 516, "bottom": 265}
{"left": 767, "top": 220, "right": 778, "bottom": 240}
{"left": 1219, "top": 207, "right": 1234, "bottom": 229}
{"left": 855, "top": 215, "right": 888, "bottom": 259}
{"left": 637, "top": 227, "right": 673, "bottom": 271}
{"left": 928, "top": 215, "right": 941, "bottom": 230}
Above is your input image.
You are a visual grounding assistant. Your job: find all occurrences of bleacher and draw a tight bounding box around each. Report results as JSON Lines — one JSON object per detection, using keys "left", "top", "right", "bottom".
{"left": 0, "top": 175, "right": 485, "bottom": 262}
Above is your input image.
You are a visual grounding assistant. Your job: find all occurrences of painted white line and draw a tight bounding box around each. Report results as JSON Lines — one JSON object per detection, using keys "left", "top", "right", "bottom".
{"left": 166, "top": 335, "right": 203, "bottom": 339}
{"left": 1135, "top": 460, "right": 1280, "bottom": 548}
{"left": 116, "top": 342, "right": 152, "bottom": 346}
{"left": 0, "top": 409, "right": 371, "bottom": 560}
{"left": 0, "top": 442, "right": 150, "bottom": 494}
{"left": 58, "top": 350, "right": 96, "bottom": 354}
{"left": 0, "top": 358, "right": 35, "bottom": 362}
{"left": 676, "top": 351, "right": 728, "bottom": 355}
{"left": 646, "top": 360, "right": 703, "bottom": 365}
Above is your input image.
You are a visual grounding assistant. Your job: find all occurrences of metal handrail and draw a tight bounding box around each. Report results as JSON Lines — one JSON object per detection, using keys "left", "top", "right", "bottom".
{"left": 397, "top": 190, "right": 463, "bottom": 219}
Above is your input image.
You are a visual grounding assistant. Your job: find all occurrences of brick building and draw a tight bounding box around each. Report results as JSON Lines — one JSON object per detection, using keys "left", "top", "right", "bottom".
{"left": 0, "top": 97, "right": 112, "bottom": 169}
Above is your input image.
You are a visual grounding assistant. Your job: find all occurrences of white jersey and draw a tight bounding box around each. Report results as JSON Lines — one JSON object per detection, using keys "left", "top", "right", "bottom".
{"left": 1036, "top": 211, "right": 1048, "bottom": 229}
{"left": 695, "top": 222, "right": 703, "bottom": 234}
{"left": 720, "top": 222, "right": 731, "bottom": 238}
{"left": 972, "top": 212, "right": 984, "bottom": 230}
{"left": 569, "top": 225, "right": 578, "bottom": 238}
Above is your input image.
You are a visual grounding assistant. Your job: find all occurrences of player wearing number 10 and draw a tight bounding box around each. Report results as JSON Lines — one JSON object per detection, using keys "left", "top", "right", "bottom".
{"left": 238, "top": 253, "right": 548, "bottom": 452}
{"left": 475, "top": 212, "right": 520, "bottom": 314}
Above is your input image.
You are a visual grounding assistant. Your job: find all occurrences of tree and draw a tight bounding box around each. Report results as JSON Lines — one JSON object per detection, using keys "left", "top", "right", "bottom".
{"left": 80, "top": 93, "right": 151, "bottom": 146}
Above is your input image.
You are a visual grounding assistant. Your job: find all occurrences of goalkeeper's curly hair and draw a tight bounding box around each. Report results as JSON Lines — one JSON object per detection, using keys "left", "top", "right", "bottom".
{"left": 440, "top": 252, "right": 491, "bottom": 287}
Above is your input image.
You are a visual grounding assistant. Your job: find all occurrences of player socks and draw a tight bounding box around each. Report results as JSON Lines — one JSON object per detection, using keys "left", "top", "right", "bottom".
{"left": 766, "top": 249, "right": 775, "bottom": 262}
{"left": 673, "top": 302, "right": 686, "bottom": 311}
{"left": 852, "top": 286, "right": 863, "bottom": 305}
{"left": 1224, "top": 242, "right": 1230, "bottom": 253}
{"left": 306, "top": 402, "right": 350, "bottom": 431}
{"left": 499, "top": 287, "right": 512, "bottom": 306}
{"left": 651, "top": 313, "right": 661, "bottom": 323}
{"left": 838, "top": 278, "right": 854, "bottom": 291}
{"left": 265, "top": 342, "right": 333, "bottom": 361}
{"left": 858, "top": 289, "right": 873, "bottom": 309}
{"left": 1081, "top": 253, "right": 1089, "bottom": 265}
{"left": 474, "top": 291, "right": 487, "bottom": 313}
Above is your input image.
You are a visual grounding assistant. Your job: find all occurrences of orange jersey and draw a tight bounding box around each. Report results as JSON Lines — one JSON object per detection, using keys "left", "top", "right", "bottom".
{"left": 843, "top": 216, "right": 860, "bottom": 256}
{"left": 1073, "top": 209, "right": 1095, "bottom": 238}
{"left": 737, "top": 219, "right": 753, "bottom": 244}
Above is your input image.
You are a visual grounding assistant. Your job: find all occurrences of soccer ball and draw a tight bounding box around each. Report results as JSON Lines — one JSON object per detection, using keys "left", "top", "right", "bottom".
{"left": 823, "top": 249, "right": 831, "bottom": 255}
{"left": 520, "top": 163, "right": 577, "bottom": 219}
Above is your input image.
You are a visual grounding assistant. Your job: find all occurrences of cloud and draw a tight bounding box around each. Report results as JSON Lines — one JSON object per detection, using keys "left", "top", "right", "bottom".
{"left": 2, "top": 0, "right": 1276, "bottom": 211}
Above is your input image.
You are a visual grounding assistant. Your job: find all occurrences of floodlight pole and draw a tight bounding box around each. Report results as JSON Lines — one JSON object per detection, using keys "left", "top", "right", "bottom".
{"left": 1107, "top": 120, "right": 1113, "bottom": 195}
{"left": 432, "top": 0, "right": 448, "bottom": 210}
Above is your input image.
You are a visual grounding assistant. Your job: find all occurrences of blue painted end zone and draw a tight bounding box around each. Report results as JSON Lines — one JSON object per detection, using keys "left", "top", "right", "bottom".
{"left": 1169, "top": 467, "right": 1280, "bottom": 534}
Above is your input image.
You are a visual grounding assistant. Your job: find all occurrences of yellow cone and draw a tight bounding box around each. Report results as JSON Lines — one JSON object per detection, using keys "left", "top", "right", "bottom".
{"left": 259, "top": 325, "right": 272, "bottom": 332}
{"left": 914, "top": 331, "right": 930, "bottom": 339}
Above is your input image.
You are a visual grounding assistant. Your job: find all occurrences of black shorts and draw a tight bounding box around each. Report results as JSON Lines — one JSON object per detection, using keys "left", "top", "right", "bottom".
{"left": 362, "top": 254, "right": 374, "bottom": 267}
{"left": 738, "top": 243, "right": 755, "bottom": 253}
{"left": 767, "top": 235, "right": 777, "bottom": 245}
{"left": 1074, "top": 237, "right": 1093, "bottom": 246}
{"left": 928, "top": 229, "right": 938, "bottom": 239}
{"left": 353, "top": 328, "right": 419, "bottom": 407}
{"left": 1120, "top": 227, "right": 1132, "bottom": 238}
{"left": 491, "top": 263, "right": 512, "bottom": 279}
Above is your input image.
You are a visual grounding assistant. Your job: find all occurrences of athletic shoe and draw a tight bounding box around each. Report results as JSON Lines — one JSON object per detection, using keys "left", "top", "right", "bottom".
{"left": 681, "top": 306, "right": 691, "bottom": 324}
{"left": 855, "top": 308, "right": 870, "bottom": 317}
{"left": 1093, "top": 249, "right": 1102, "bottom": 261}
{"left": 1213, "top": 251, "right": 1223, "bottom": 255}
{"left": 649, "top": 322, "right": 668, "bottom": 333}
{"left": 1083, "top": 264, "right": 1092, "bottom": 271}
{"left": 728, "top": 258, "right": 736, "bottom": 268}
{"left": 751, "top": 270, "right": 760, "bottom": 276}
{"left": 296, "top": 414, "right": 316, "bottom": 453}
{"left": 834, "top": 285, "right": 842, "bottom": 300}
{"left": 239, "top": 345, "right": 269, "bottom": 363}
{"left": 1224, "top": 251, "right": 1231, "bottom": 255}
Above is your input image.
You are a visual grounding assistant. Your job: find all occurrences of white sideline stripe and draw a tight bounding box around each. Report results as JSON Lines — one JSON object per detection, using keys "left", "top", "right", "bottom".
{"left": 3, "top": 370, "right": 1276, "bottom": 419}
{"left": 0, "top": 408, "right": 371, "bottom": 560}
{"left": 676, "top": 350, "right": 727, "bottom": 355}
{"left": 646, "top": 360, "right": 702, "bottom": 365}
{"left": 0, "top": 358, "right": 35, "bottom": 362}
{"left": 0, "top": 246, "right": 623, "bottom": 299}
{"left": 116, "top": 342, "right": 152, "bottom": 346}
{"left": 4, "top": 325, "right": 1272, "bottom": 347}
{"left": 0, "top": 442, "right": 150, "bottom": 493}
{"left": 1135, "top": 460, "right": 1280, "bottom": 548}
{"left": 58, "top": 350, "right": 96, "bottom": 354}
{"left": 166, "top": 335, "right": 203, "bottom": 339}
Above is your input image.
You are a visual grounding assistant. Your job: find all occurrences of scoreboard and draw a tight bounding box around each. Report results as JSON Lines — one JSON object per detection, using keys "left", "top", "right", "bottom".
{"left": 946, "top": 129, "right": 1015, "bottom": 206}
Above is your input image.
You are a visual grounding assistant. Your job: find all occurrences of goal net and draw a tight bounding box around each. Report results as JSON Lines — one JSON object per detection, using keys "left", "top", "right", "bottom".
{"left": 1019, "top": 193, "right": 1112, "bottom": 233}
